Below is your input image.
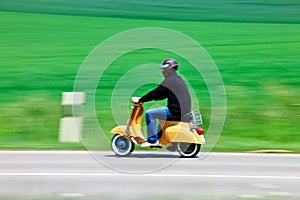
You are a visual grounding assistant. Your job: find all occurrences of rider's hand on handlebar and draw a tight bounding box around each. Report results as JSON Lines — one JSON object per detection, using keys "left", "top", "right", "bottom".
{"left": 132, "top": 97, "right": 141, "bottom": 104}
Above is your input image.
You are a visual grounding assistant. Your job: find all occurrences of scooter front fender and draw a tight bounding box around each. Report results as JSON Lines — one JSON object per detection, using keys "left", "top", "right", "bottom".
{"left": 111, "top": 123, "right": 144, "bottom": 141}
{"left": 111, "top": 125, "right": 127, "bottom": 135}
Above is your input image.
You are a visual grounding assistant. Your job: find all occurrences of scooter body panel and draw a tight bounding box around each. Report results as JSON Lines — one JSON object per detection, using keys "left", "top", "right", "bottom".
{"left": 158, "top": 121, "right": 203, "bottom": 145}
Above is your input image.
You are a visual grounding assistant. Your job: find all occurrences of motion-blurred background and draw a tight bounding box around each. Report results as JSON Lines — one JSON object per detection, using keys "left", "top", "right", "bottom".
{"left": 0, "top": 0, "right": 299, "bottom": 151}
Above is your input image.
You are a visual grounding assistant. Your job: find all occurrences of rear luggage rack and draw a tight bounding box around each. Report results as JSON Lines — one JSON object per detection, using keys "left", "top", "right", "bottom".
{"left": 190, "top": 110, "right": 203, "bottom": 128}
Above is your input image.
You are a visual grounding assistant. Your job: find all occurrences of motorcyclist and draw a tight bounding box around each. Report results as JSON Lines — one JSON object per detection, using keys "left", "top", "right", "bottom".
{"left": 137, "top": 58, "right": 191, "bottom": 146}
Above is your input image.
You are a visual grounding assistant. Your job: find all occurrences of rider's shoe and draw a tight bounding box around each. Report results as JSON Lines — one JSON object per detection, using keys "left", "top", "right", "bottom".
{"left": 132, "top": 136, "right": 159, "bottom": 147}
{"left": 140, "top": 141, "right": 159, "bottom": 147}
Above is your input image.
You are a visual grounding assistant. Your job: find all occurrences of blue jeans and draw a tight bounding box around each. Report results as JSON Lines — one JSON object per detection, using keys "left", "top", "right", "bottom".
{"left": 145, "top": 107, "right": 175, "bottom": 143}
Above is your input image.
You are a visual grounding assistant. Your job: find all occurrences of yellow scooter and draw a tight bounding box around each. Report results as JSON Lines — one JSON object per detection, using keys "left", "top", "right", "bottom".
{"left": 111, "top": 97, "right": 205, "bottom": 158}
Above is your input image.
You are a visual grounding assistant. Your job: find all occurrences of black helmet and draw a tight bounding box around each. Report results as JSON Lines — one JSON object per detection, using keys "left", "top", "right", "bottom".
{"left": 160, "top": 58, "right": 178, "bottom": 71}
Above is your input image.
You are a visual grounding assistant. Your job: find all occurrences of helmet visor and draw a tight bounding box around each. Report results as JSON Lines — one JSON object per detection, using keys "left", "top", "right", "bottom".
{"left": 160, "top": 63, "right": 171, "bottom": 71}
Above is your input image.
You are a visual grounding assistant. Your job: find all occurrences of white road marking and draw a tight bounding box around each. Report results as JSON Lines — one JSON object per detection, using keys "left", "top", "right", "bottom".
{"left": 60, "top": 193, "right": 85, "bottom": 197}
{"left": 268, "top": 191, "right": 292, "bottom": 197}
{"left": 237, "top": 194, "right": 262, "bottom": 199}
{"left": 0, "top": 172, "right": 299, "bottom": 180}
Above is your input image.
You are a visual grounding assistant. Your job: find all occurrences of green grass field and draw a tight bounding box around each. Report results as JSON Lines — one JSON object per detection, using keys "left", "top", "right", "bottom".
{"left": 0, "top": 0, "right": 299, "bottom": 151}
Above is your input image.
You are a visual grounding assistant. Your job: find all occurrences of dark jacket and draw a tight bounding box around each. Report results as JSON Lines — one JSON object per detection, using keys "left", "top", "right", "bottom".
{"left": 139, "top": 71, "right": 191, "bottom": 120}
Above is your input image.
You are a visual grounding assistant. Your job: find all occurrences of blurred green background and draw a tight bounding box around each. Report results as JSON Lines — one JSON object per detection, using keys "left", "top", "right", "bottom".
{"left": 0, "top": 0, "right": 299, "bottom": 151}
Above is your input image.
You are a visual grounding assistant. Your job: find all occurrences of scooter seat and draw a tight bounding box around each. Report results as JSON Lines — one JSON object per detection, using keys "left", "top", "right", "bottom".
{"left": 166, "top": 113, "right": 192, "bottom": 123}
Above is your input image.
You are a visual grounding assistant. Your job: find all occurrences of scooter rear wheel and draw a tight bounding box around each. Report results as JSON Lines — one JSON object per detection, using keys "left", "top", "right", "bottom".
{"left": 111, "top": 134, "right": 134, "bottom": 157}
{"left": 177, "top": 143, "right": 200, "bottom": 158}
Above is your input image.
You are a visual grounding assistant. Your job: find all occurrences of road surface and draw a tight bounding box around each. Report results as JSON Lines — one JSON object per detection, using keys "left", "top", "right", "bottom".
{"left": 0, "top": 150, "right": 299, "bottom": 199}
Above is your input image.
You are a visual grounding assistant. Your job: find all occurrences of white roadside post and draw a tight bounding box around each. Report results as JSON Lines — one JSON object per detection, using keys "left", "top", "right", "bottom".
{"left": 59, "top": 92, "right": 85, "bottom": 143}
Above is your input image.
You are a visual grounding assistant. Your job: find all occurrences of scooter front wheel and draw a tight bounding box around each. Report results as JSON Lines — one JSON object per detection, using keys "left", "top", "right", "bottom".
{"left": 177, "top": 143, "right": 201, "bottom": 158}
{"left": 111, "top": 134, "right": 134, "bottom": 157}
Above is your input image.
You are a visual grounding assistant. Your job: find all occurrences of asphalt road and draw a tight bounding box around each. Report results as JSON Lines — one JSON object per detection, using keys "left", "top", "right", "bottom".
{"left": 0, "top": 150, "right": 299, "bottom": 200}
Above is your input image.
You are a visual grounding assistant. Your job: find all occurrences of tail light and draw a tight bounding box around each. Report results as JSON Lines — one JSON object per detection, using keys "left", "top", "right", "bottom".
{"left": 196, "top": 127, "right": 204, "bottom": 135}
